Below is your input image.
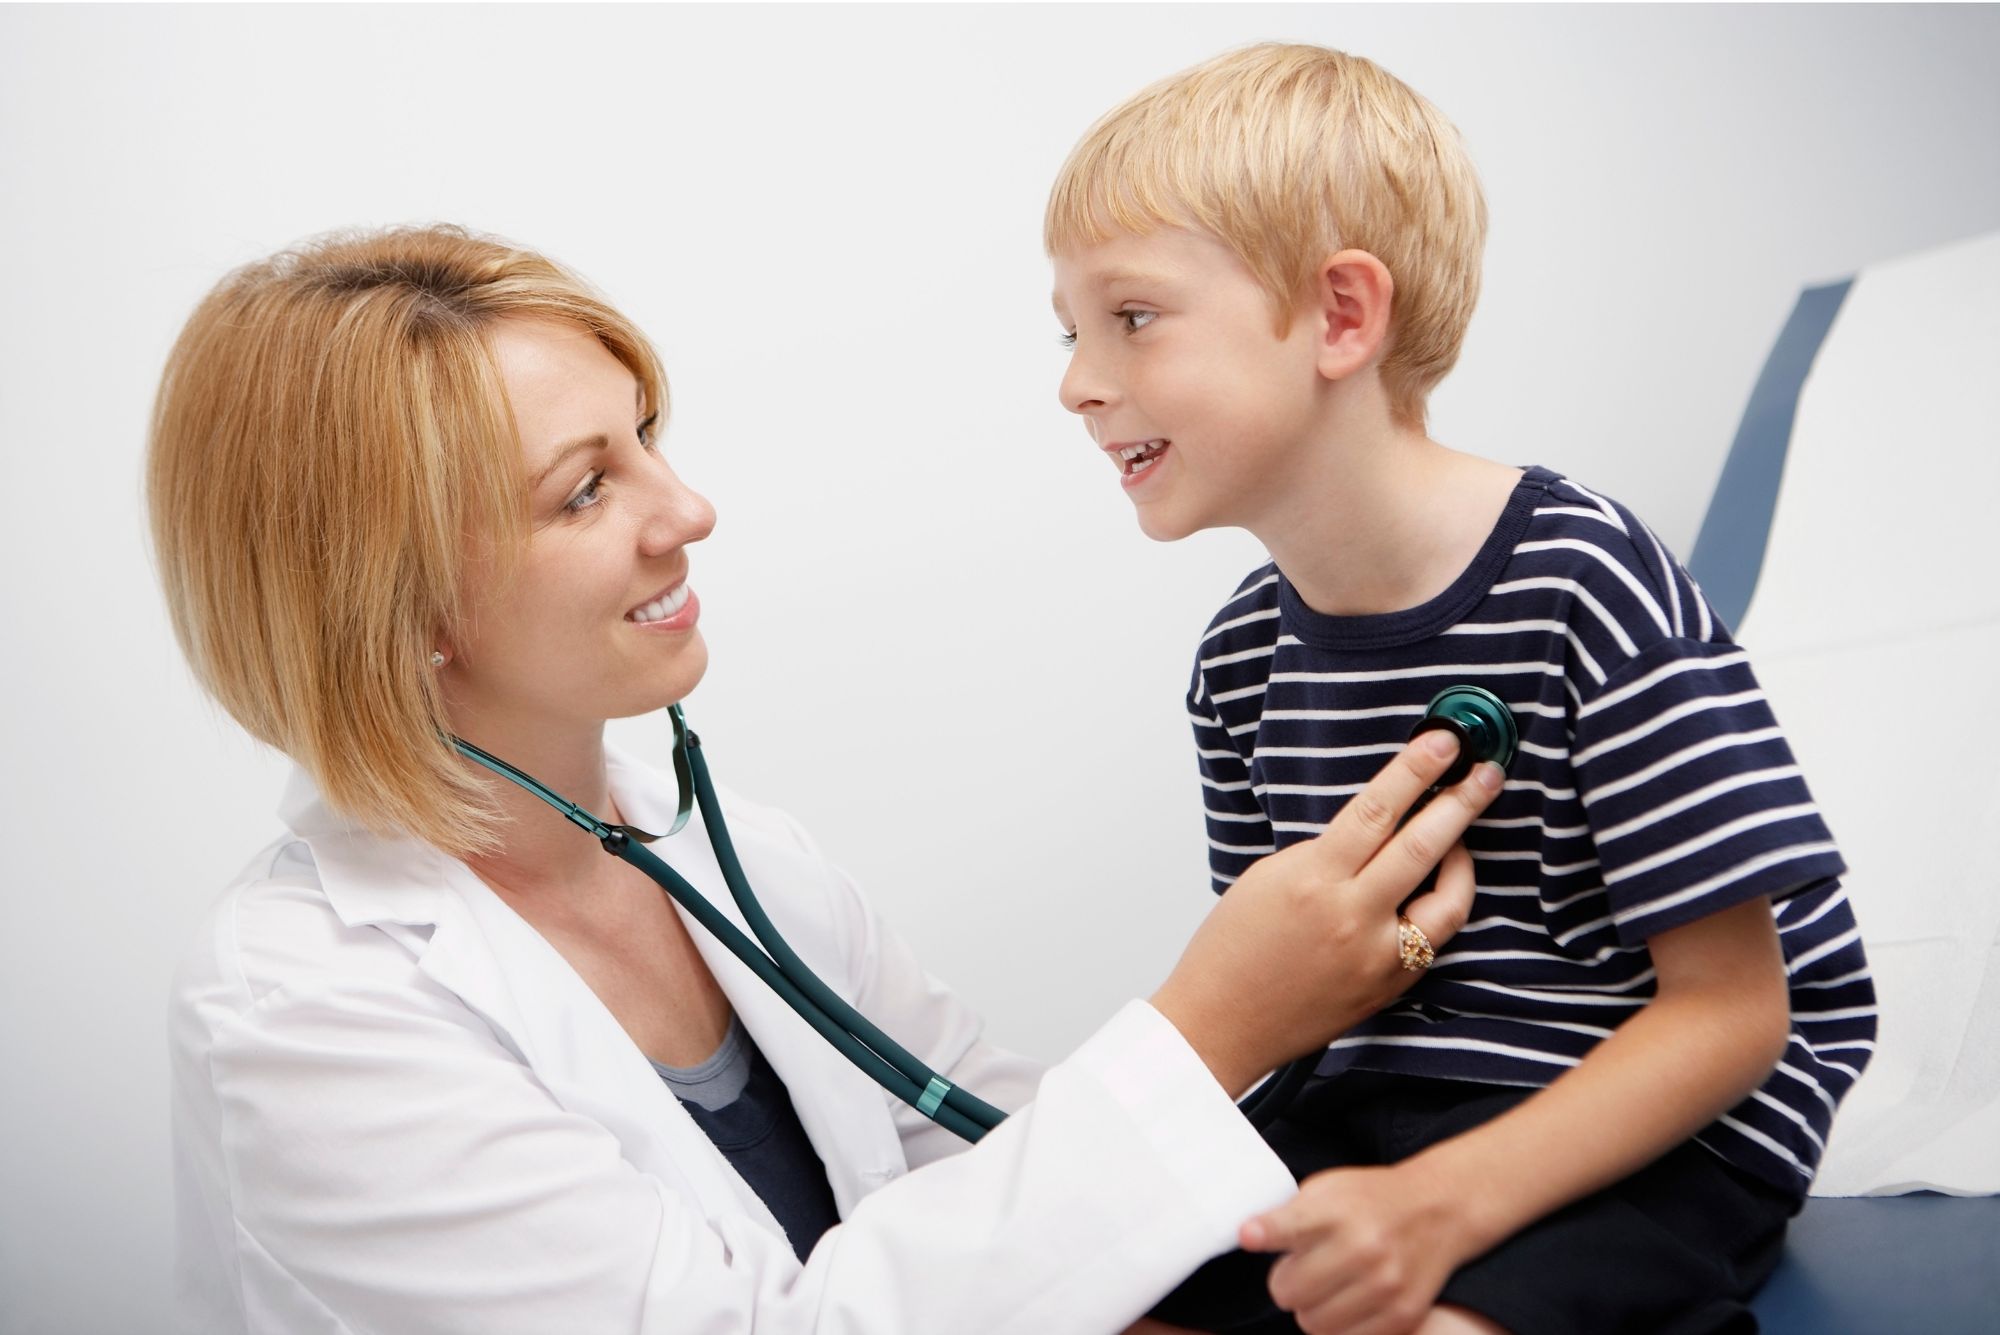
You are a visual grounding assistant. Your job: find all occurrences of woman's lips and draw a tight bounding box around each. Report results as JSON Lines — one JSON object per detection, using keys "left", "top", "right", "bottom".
{"left": 626, "top": 584, "right": 699, "bottom": 631}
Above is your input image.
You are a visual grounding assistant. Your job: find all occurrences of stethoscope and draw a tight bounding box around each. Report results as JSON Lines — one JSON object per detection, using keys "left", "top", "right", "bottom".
{"left": 448, "top": 686, "right": 1516, "bottom": 1143}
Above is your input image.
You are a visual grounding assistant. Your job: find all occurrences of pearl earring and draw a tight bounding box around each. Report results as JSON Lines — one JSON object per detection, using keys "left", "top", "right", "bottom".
{"left": 430, "top": 650, "right": 446, "bottom": 668}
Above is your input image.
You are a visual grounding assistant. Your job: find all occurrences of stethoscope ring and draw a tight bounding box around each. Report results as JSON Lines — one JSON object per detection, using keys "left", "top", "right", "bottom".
{"left": 1409, "top": 685, "right": 1519, "bottom": 789}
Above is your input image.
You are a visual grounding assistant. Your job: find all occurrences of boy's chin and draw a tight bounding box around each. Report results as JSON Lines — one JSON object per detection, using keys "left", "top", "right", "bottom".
{"left": 1132, "top": 501, "right": 1205, "bottom": 544}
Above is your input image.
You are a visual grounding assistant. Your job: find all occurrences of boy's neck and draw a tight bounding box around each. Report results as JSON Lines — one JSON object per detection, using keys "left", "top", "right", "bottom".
{"left": 1252, "top": 413, "right": 1524, "bottom": 619}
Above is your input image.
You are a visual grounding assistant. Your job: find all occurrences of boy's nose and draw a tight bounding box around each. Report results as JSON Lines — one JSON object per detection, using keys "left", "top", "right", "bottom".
{"left": 1059, "top": 354, "right": 1111, "bottom": 417}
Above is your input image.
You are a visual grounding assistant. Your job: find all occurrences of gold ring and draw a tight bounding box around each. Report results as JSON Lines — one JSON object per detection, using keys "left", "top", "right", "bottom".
{"left": 1397, "top": 915, "right": 1435, "bottom": 971}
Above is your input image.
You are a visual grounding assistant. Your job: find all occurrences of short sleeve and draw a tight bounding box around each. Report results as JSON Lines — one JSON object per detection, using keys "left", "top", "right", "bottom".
{"left": 1570, "top": 636, "right": 1848, "bottom": 943}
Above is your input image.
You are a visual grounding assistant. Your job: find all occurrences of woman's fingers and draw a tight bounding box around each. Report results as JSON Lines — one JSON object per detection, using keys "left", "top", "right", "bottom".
{"left": 1359, "top": 761, "right": 1503, "bottom": 907}
{"left": 1315, "top": 731, "right": 1465, "bottom": 875}
{"left": 1400, "top": 841, "right": 1477, "bottom": 952}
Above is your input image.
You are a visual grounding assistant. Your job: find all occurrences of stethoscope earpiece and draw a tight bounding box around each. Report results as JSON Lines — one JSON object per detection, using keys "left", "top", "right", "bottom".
{"left": 1409, "top": 685, "right": 1518, "bottom": 788}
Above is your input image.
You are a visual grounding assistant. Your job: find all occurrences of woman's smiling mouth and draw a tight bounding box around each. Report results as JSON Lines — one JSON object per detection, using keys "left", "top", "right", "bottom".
{"left": 626, "top": 581, "right": 696, "bottom": 628}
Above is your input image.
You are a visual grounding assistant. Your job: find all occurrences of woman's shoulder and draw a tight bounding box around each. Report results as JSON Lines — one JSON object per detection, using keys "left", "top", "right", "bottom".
{"left": 169, "top": 831, "right": 433, "bottom": 1041}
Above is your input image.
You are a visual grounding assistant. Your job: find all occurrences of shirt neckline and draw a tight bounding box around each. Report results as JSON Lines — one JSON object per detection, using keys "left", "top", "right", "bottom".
{"left": 1277, "top": 465, "right": 1556, "bottom": 652}
{"left": 649, "top": 1014, "right": 746, "bottom": 1083}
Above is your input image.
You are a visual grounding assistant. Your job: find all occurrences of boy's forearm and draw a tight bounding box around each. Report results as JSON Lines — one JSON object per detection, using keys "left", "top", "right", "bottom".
{"left": 1400, "top": 899, "right": 1791, "bottom": 1264}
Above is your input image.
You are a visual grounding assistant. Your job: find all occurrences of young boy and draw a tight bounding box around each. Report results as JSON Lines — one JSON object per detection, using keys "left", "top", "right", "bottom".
{"left": 1047, "top": 45, "right": 1877, "bottom": 1335}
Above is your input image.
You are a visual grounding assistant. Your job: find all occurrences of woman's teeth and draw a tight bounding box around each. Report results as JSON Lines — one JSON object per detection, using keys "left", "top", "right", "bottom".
{"left": 627, "top": 584, "right": 690, "bottom": 623}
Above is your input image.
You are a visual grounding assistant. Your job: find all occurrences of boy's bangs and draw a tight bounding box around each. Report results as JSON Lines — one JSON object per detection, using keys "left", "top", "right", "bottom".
{"left": 1044, "top": 133, "right": 1193, "bottom": 254}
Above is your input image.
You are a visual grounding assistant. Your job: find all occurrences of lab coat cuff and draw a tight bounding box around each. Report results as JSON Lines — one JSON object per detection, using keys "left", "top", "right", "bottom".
{"left": 1076, "top": 1000, "right": 1296, "bottom": 1223}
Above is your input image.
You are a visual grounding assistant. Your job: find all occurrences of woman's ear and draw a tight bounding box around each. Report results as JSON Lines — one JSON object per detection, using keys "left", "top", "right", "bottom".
{"left": 1311, "top": 250, "right": 1395, "bottom": 383}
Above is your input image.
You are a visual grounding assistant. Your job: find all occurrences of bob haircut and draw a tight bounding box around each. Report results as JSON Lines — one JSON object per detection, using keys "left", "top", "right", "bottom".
{"left": 1044, "top": 42, "right": 1487, "bottom": 430}
{"left": 147, "top": 223, "right": 666, "bottom": 858}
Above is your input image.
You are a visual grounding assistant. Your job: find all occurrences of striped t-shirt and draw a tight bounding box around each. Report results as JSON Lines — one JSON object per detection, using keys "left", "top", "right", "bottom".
{"left": 1189, "top": 466, "right": 1876, "bottom": 1195}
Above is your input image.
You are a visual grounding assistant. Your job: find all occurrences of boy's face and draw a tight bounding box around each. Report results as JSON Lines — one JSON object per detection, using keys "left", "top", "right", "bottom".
{"left": 1052, "top": 226, "right": 1327, "bottom": 541}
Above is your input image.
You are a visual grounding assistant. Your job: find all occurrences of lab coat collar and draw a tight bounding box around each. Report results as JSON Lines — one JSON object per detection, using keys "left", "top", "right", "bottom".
{"left": 273, "top": 745, "right": 904, "bottom": 1228}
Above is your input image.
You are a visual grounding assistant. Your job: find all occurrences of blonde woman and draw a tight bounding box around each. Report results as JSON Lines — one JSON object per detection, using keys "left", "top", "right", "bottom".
{"left": 152, "top": 225, "right": 1497, "bottom": 1335}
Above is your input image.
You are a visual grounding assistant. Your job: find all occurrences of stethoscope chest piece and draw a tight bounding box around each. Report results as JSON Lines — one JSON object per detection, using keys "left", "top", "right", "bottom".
{"left": 1409, "top": 685, "right": 1518, "bottom": 788}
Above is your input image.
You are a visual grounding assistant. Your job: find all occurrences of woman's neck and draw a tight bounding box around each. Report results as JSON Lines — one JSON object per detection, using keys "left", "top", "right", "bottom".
{"left": 446, "top": 706, "right": 625, "bottom": 913}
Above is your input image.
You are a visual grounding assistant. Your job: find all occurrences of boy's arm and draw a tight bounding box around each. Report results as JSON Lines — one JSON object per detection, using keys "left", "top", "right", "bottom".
{"left": 1241, "top": 896, "right": 1791, "bottom": 1334}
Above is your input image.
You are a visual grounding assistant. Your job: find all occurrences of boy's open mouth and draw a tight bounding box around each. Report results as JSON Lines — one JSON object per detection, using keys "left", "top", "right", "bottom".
{"left": 1116, "top": 440, "right": 1170, "bottom": 476}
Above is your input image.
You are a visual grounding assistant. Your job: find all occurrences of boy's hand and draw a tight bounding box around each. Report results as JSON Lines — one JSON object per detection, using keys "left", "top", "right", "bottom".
{"left": 1239, "top": 1160, "right": 1472, "bottom": 1335}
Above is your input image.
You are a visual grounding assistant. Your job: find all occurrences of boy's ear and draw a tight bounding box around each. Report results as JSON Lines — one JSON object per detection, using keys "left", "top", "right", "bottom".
{"left": 1310, "top": 250, "right": 1395, "bottom": 383}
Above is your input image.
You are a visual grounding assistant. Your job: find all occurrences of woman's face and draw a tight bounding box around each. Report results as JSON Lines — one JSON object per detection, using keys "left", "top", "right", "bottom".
{"left": 445, "top": 317, "right": 716, "bottom": 739}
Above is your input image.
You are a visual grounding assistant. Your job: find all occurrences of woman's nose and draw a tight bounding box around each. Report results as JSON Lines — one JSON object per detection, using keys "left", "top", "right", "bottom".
{"left": 637, "top": 466, "right": 717, "bottom": 555}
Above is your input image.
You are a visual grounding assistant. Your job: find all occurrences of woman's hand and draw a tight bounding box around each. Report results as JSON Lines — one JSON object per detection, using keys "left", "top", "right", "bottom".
{"left": 1150, "top": 730, "right": 1501, "bottom": 1097}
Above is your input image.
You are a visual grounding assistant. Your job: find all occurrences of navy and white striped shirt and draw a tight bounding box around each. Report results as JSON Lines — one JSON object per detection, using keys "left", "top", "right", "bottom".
{"left": 1189, "top": 466, "right": 1876, "bottom": 1195}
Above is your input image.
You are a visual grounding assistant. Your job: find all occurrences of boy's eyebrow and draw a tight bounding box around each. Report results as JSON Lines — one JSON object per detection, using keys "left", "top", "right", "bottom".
{"left": 1088, "top": 267, "right": 1176, "bottom": 288}
{"left": 1051, "top": 266, "right": 1180, "bottom": 315}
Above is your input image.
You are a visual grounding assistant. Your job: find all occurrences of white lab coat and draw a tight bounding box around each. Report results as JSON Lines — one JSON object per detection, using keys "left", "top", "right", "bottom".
{"left": 170, "top": 743, "right": 1295, "bottom": 1334}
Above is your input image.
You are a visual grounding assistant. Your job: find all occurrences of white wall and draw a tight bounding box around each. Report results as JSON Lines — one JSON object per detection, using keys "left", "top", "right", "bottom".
{"left": 2, "top": 4, "right": 1996, "bottom": 1330}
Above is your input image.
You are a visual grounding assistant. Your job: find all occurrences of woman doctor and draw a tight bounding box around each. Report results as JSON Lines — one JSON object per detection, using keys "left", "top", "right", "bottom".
{"left": 152, "top": 225, "right": 1498, "bottom": 1335}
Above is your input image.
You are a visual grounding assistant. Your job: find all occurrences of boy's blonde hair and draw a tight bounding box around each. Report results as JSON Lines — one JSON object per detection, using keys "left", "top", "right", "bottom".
{"left": 147, "top": 224, "right": 667, "bottom": 858}
{"left": 1045, "top": 43, "right": 1486, "bottom": 429}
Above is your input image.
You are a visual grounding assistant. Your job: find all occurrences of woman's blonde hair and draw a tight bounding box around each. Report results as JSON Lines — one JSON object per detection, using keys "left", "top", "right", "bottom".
{"left": 147, "top": 223, "right": 666, "bottom": 857}
{"left": 1044, "top": 43, "right": 1487, "bottom": 429}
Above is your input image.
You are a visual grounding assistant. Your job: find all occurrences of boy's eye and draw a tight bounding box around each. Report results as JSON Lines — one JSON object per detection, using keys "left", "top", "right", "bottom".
{"left": 1056, "top": 311, "right": 1153, "bottom": 350}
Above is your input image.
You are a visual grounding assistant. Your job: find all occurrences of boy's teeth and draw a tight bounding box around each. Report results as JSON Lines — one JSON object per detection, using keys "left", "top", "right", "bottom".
{"left": 1117, "top": 440, "right": 1167, "bottom": 474}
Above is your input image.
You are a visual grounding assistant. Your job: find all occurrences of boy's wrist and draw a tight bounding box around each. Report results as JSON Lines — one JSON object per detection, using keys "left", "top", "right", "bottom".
{"left": 1398, "top": 1140, "right": 1513, "bottom": 1265}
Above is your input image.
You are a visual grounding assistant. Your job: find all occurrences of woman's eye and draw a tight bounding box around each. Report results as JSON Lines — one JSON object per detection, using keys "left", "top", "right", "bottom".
{"left": 637, "top": 411, "right": 660, "bottom": 451}
{"left": 1057, "top": 330, "right": 1077, "bottom": 350}
{"left": 564, "top": 471, "right": 606, "bottom": 514}
{"left": 1120, "top": 309, "right": 1157, "bottom": 334}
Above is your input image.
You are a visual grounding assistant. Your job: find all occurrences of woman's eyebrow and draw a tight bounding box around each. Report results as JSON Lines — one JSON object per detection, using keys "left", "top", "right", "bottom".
{"left": 531, "top": 435, "right": 607, "bottom": 492}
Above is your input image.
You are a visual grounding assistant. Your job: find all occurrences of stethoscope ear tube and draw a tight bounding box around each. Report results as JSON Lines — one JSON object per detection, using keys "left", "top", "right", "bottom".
{"left": 450, "top": 709, "right": 1006, "bottom": 1143}
{"left": 672, "top": 727, "right": 1009, "bottom": 1137}
{"left": 604, "top": 832, "right": 995, "bottom": 1142}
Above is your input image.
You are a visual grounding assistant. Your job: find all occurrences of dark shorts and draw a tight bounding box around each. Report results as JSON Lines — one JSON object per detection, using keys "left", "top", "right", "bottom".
{"left": 1149, "top": 1070, "right": 1801, "bottom": 1335}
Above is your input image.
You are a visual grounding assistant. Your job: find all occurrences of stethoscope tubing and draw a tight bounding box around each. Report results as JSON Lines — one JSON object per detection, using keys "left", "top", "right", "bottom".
{"left": 674, "top": 737, "right": 1008, "bottom": 1136}
{"left": 452, "top": 714, "right": 1004, "bottom": 1142}
{"left": 605, "top": 831, "right": 997, "bottom": 1142}
{"left": 453, "top": 684, "right": 1516, "bottom": 1143}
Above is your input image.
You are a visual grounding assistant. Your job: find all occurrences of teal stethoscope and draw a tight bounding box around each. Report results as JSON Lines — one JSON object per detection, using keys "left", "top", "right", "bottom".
{"left": 448, "top": 686, "right": 1516, "bottom": 1143}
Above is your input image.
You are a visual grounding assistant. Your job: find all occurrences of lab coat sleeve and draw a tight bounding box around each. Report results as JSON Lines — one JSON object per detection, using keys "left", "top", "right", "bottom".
{"left": 198, "top": 928, "right": 1294, "bottom": 1335}
{"left": 754, "top": 809, "right": 1303, "bottom": 1330}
